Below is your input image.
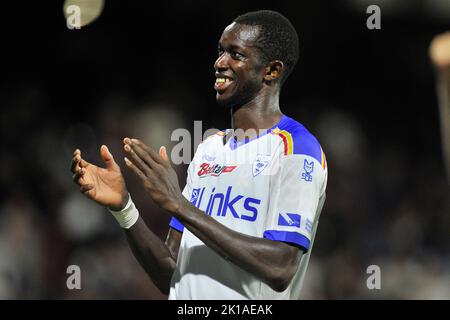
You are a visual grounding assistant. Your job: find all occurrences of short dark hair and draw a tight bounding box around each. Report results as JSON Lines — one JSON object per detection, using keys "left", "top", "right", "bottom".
{"left": 234, "top": 10, "right": 299, "bottom": 84}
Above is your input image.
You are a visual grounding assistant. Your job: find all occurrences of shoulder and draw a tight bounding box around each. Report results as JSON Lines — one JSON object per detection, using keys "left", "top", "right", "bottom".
{"left": 271, "top": 115, "right": 326, "bottom": 167}
{"left": 193, "top": 129, "right": 228, "bottom": 158}
{"left": 199, "top": 129, "right": 228, "bottom": 146}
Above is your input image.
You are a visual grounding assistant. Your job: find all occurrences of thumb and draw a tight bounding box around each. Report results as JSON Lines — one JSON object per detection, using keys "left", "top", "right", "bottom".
{"left": 100, "top": 145, "right": 119, "bottom": 170}
{"left": 159, "top": 146, "right": 170, "bottom": 164}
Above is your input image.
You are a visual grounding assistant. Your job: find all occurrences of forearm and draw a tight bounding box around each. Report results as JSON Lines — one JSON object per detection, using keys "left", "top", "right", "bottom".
{"left": 120, "top": 138, "right": 301, "bottom": 290}
{"left": 124, "top": 217, "right": 176, "bottom": 295}
{"left": 174, "top": 199, "right": 301, "bottom": 292}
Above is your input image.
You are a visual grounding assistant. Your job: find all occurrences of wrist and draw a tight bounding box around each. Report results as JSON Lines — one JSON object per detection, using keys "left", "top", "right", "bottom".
{"left": 173, "top": 196, "right": 191, "bottom": 219}
{"left": 108, "top": 193, "right": 139, "bottom": 229}
{"left": 108, "top": 193, "right": 130, "bottom": 211}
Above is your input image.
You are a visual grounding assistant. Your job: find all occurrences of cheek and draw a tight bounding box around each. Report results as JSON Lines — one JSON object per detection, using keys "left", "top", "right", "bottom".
{"left": 239, "top": 68, "right": 262, "bottom": 90}
{"left": 231, "top": 60, "right": 265, "bottom": 92}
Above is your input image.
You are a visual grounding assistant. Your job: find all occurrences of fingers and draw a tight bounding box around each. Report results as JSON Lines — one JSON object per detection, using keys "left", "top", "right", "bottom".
{"left": 125, "top": 138, "right": 165, "bottom": 166}
{"left": 100, "top": 145, "right": 119, "bottom": 171}
{"left": 73, "top": 168, "right": 94, "bottom": 197}
{"left": 79, "top": 184, "right": 94, "bottom": 195}
{"left": 72, "top": 168, "right": 85, "bottom": 183}
{"left": 69, "top": 148, "right": 97, "bottom": 199}
{"left": 70, "top": 156, "right": 80, "bottom": 173}
{"left": 124, "top": 157, "right": 152, "bottom": 186}
{"left": 73, "top": 149, "right": 80, "bottom": 157}
{"left": 123, "top": 139, "right": 160, "bottom": 191}
{"left": 70, "top": 149, "right": 81, "bottom": 173}
{"left": 124, "top": 143, "right": 151, "bottom": 174}
{"left": 159, "top": 146, "right": 170, "bottom": 164}
{"left": 79, "top": 157, "right": 90, "bottom": 168}
{"left": 131, "top": 143, "right": 160, "bottom": 170}
{"left": 71, "top": 148, "right": 91, "bottom": 174}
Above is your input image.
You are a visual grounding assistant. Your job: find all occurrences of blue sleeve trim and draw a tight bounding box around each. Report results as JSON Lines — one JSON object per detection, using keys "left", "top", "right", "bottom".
{"left": 169, "top": 217, "right": 184, "bottom": 232}
{"left": 263, "top": 230, "right": 310, "bottom": 251}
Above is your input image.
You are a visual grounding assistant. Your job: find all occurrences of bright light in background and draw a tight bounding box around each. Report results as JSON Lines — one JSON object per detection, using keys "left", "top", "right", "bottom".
{"left": 63, "top": 0, "right": 105, "bottom": 28}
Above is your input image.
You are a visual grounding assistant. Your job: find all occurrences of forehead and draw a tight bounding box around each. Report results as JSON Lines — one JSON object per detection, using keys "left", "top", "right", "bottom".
{"left": 219, "top": 22, "right": 261, "bottom": 48}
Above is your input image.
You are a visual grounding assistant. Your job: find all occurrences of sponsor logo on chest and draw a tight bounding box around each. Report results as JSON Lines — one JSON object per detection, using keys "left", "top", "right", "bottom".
{"left": 197, "top": 162, "right": 237, "bottom": 177}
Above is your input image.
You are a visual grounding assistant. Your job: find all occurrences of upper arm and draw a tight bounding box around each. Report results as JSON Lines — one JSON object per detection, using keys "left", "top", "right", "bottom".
{"left": 165, "top": 227, "right": 182, "bottom": 262}
{"left": 264, "top": 155, "right": 327, "bottom": 251}
{"left": 264, "top": 128, "right": 328, "bottom": 252}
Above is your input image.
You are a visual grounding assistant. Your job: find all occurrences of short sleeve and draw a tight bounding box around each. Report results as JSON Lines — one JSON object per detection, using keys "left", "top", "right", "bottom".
{"left": 263, "top": 153, "right": 327, "bottom": 251}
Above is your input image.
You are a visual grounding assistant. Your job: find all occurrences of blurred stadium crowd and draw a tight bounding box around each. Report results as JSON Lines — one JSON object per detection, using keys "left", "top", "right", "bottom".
{"left": 0, "top": 1, "right": 449, "bottom": 299}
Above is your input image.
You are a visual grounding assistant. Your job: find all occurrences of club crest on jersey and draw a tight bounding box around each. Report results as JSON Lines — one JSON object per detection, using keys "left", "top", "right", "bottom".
{"left": 301, "top": 159, "right": 314, "bottom": 182}
{"left": 197, "top": 162, "right": 237, "bottom": 177}
{"left": 252, "top": 155, "right": 271, "bottom": 177}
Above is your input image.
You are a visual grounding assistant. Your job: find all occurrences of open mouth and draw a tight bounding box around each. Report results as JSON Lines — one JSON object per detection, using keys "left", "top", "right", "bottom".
{"left": 214, "top": 77, "right": 234, "bottom": 93}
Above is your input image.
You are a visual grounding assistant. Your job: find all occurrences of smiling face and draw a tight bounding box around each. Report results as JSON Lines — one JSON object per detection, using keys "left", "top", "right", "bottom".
{"left": 214, "top": 23, "right": 268, "bottom": 108}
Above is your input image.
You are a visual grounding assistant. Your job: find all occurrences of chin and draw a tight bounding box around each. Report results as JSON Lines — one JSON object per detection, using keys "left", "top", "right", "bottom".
{"left": 216, "top": 93, "right": 235, "bottom": 108}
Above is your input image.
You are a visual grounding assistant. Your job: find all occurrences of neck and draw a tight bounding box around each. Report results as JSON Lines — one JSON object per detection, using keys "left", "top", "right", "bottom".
{"left": 230, "top": 90, "right": 282, "bottom": 132}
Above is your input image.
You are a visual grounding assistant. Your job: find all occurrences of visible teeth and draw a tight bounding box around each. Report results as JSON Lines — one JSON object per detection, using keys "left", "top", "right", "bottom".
{"left": 216, "top": 78, "right": 231, "bottom": 84}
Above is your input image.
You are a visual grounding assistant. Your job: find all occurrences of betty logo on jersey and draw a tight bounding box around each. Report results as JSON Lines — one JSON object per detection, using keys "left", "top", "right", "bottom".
{"left": 197, "top": 163, "right": 237, "bottom": 178}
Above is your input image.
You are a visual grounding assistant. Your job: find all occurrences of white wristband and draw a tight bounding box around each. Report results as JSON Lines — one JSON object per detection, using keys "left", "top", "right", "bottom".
{"left": 108, "top": 194, "right": 139, "bottom": 229}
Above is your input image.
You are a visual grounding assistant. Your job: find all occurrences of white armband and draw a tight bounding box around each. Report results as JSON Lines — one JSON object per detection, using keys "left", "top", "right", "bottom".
{"left": 108, "top": 194, "right": 139, "bottom": 229}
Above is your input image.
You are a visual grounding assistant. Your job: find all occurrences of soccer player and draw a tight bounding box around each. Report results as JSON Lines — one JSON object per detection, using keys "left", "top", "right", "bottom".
{"left": 71, "top": 10, "right": 328, "bottom": 299}
{"left": 430, "top": 31, "right": 450, "bottom": 183}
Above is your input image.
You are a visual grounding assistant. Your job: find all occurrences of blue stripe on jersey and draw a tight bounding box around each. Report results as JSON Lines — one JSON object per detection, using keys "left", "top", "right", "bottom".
{"left": 277, "top": 115, "right": 323, "bottom": 164}
{"left": 263, "top": 230, "right": 311, "bottom": 251}
{"left": 169, "top": 217, "right": 184, "bottom": 232}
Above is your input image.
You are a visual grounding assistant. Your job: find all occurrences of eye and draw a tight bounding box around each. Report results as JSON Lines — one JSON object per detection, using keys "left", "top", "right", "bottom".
{"left": 231, "top": 51, "right": 244, "bottom": 59}
{"left": 218, "top": 47, "right": 224, "bottom": 57}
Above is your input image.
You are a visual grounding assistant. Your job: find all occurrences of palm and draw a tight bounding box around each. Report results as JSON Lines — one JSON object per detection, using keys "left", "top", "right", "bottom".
{"left": 72, "top": 146, "right": 128, "bottom": 211}
{"left": 82, "top": 163, "right": 126, "bottom": 207}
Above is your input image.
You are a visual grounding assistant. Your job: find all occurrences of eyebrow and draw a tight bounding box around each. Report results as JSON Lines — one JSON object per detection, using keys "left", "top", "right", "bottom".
{"left": 218, "top": 42, "right": 246, "bottom": 52}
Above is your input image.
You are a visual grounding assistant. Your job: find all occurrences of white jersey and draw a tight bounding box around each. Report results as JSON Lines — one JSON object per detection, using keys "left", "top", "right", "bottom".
{"left": 168, "top": 115, "right": 328, "bottom": 300}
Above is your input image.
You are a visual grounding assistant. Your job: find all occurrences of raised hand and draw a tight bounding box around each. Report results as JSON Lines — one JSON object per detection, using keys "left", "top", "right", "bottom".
{"left": 123, "top": 138, "right": 185, "bottom": 214}
{"left": 71, "top": 145, "right": 129, "bottom": 211}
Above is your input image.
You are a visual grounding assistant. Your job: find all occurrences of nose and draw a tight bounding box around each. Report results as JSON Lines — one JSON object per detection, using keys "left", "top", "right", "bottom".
{"left": 214, "top": 52, "right": 228, "bottom": 71}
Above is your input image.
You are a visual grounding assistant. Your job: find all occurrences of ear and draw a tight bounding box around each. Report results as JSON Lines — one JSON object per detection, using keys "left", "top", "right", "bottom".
{"left": 263, "top": 60, "right": 284, "bottom": 82}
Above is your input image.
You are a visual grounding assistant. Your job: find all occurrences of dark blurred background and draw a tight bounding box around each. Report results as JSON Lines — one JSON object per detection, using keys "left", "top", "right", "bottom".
{"left": 0, "top": 0, "right": 449, "bottom": 299}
